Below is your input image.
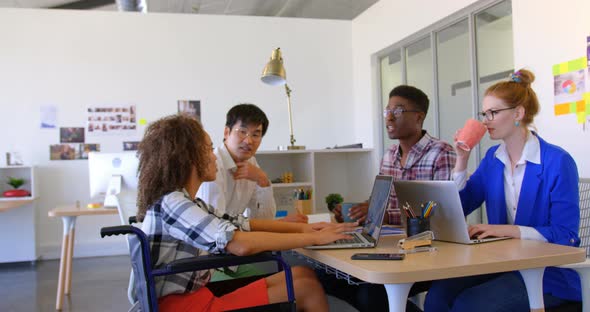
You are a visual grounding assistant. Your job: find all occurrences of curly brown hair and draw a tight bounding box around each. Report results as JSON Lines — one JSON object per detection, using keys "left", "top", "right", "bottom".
{"left": 136, "top": 114, "right": 211, "bottom": 222}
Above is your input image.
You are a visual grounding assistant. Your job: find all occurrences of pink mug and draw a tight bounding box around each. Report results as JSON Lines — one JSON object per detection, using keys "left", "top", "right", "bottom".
{"left": 456, "top": 119, "right": 487, "bottom": 151}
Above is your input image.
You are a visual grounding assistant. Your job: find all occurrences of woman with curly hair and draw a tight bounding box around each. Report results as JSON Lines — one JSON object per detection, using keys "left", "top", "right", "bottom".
{"left": 136, "top": 114, "right": 354, "bottom": 312}
{"left": 424, "top": 69, "right": 581, "bottom": 311}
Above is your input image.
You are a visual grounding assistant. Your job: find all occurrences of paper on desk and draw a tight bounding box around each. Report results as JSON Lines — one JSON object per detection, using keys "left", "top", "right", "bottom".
{"left": 307, "top": 213, "right": 332, "bottom": 224}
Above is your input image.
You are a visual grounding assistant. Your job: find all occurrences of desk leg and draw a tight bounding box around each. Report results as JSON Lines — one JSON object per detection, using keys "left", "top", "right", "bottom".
{"left": 64, "top": 217, "right": 76, "bottom": 295}
{"left": 384, "top": 283, "right": 413, "bottom": 312}
{"left": 519, "top": 267, "right": 545, "bottom": 312}
{"left": 55, "top": 216, "right": 75, "bottom": 311}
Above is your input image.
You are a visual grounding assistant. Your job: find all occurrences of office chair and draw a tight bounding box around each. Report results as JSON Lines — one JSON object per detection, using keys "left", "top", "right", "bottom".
{"left": 551, "top": 178, "right": 590, "bottom": 312}
{"left": 101, "top": 224, "right": 296, "bottom": 312}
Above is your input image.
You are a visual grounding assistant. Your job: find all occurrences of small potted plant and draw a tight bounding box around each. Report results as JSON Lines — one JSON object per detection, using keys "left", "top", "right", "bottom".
{"left": 325, "top": 193, "right": 343, "bottom": 212}
{"left": 3, "top": 176, "right": 31, "bottom": 197}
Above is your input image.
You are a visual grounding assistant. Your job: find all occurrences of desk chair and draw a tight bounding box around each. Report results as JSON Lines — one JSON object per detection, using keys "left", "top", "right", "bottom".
{"left": 101, "top": 225, "right": 296, "bottom": 312}
{"left": 554, "top": 178, "right": 590, "bottom": 312}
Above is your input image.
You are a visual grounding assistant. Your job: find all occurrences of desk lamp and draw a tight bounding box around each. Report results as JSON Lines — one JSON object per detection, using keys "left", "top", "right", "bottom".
{"left": 261, "top": 48, "right": 305, "bottom": 150}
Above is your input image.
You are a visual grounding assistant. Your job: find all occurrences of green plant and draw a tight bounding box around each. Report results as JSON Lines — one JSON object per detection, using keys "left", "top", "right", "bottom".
{"left": 325, "top": 193, "right": 343, "bottom": 211}
{"left": 7, "top": 176, "right": 25, "bottom": 189}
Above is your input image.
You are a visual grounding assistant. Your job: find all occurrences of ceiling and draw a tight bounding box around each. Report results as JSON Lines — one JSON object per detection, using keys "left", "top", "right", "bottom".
{"left": 0, "top": 0, "right": 380, "bottom": 20}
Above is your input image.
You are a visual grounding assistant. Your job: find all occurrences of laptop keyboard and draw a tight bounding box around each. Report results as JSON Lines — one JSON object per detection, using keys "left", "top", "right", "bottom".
{"left": 335, "top": 234, "right": 364, "bottom": 245}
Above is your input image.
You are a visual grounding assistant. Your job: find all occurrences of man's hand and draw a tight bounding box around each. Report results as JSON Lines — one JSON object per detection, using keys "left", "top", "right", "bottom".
{"left": 233, "top": 162, "right": 270, "bottom": 187}
{"left": 348, "top": 202, "right": 369, "bottom": 224}
{"left": 280, "top": 213, "right": 308, "bottom": 223}
{"left": 468, "top": 224, "right": 519, "bottom": 239}
{"left": 333, "top": 204, "right": 343, "bottom": 223}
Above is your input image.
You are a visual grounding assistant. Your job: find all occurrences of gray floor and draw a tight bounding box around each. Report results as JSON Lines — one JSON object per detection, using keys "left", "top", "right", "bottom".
{"left": 0, "top": 255, "right": 357, "bottom": 312}
{"left": 0, "top": 256, "right": 131, "bottom": 312}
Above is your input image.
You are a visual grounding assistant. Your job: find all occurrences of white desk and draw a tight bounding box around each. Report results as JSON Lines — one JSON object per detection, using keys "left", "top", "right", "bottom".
{"left": 295, "top": 235, "right": 585, "bottom": 312}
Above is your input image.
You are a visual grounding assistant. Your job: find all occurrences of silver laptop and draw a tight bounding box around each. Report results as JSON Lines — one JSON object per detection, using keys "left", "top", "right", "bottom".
{"left": 394, "top": 180, "right": 510, "bottom": 245}
{"left": 305, "top": 175, "right": 393, "bottom": 249}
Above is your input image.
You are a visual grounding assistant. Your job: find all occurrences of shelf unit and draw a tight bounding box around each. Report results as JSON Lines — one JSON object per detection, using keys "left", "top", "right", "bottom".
{"left": 256, "top": 149, "right": 375, "bottom": 214}
{"left": 0, "top": 166, "right": 38, "bottom": 263}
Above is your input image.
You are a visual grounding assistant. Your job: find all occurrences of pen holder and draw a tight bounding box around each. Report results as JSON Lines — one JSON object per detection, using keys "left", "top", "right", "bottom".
{"left": 406, "top": 217, "right": 430, "bottom": 237}
{"left": 294, "top": 199, "right": 312, "bottom": 215}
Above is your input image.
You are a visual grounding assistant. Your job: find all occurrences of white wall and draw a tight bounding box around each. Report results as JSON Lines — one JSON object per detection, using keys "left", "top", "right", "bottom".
{"left": 351, "top": 0, "right": 590, "bottom": 178}
{"left": 0, "top": 8, "right": 354, "bottom": 259}
{"left": 512, "top": 0, "right": 590, "bottom": 177}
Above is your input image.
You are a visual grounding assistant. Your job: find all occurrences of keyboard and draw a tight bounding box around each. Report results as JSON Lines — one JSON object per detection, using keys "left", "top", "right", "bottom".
{"left": 335, "top": 233, "right": 364, "bottom": 245}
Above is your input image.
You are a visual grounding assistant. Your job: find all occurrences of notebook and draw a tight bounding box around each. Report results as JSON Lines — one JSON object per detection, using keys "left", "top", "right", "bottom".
{"left": 305, "top": 175, "right": 393, "bottom": 249}
{"left": 393, "top": 180, "right": 511, "bottom": 245}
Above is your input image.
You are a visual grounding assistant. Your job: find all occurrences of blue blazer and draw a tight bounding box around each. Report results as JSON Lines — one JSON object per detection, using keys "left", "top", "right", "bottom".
{"left": 460, "top": 134, "right": 581, "bottom": 301}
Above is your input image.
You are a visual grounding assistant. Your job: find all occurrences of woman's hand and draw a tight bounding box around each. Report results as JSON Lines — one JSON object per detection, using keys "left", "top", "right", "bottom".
{"left": 468, "top": 224, "right": 520, "bottom": 239}
{"left": 305, "top": 221, "right": 358, "bottom": 233}
{"left": 311, "top": 226, "right": 354, "bottom": 246}
{"left": 281, "top": 213, "right": 308, "bottom": 223}
{"left": 453, "top": 131, "right": 471, "bottom": 172}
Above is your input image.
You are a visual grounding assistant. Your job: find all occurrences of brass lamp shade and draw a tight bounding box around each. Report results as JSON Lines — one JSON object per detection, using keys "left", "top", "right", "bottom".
{"left": 261, "top": 48, "right": 287, "bottom": 86}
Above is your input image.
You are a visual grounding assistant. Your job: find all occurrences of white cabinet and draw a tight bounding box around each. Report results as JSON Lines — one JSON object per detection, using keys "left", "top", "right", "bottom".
{"left": 0, "top": 166, "right": 38, "bottom": 263}
{"left": 256, "top": 149, "right": 376, "bottom": 214}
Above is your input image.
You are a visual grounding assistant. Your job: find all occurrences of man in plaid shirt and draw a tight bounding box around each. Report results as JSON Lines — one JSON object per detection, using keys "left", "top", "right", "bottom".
{"left": 335, "top": 85, "right": 456, "bottom": 226}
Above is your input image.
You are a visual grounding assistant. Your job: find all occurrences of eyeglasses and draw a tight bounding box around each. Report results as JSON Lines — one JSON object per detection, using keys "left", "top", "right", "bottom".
{"left": 478, "top": 107, "right": 515, "bottom": 121}
{"left": 383, "top": 107, "right": 421, "bottom": 118}
{"left": 233, "top": 127, "right": 262, "bottom": 142}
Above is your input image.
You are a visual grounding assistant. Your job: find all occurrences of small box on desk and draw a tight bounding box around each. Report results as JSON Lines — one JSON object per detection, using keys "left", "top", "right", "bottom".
{"left": 294, "top": 199, "right": 312, "bottom": 215}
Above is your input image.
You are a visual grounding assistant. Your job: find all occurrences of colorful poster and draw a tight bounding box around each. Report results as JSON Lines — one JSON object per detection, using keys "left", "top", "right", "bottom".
{"left": 552, "top": 57, "right": 589, "bottom": 124}
{"left": 178, "top": 100, "right": 201, "bottom": 122}
{"left": 87, "top": 104, "right": 137, "bottom": 135}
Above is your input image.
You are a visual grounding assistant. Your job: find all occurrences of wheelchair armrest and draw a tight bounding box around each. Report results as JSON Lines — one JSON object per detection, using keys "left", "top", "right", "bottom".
{"left": 164, "top": 252, "right": 278, "bottom": 274}
{"left": 100, "top": 225, "right": 146, "bottom": 239}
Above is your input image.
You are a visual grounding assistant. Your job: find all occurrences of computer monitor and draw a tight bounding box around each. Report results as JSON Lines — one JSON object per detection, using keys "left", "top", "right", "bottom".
{"left": 88, "top": 152, "right": 139, "bottom": 208}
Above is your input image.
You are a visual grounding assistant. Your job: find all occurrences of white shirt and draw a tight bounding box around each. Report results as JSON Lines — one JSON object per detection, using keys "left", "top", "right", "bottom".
{"left": 197, "top": 144, "right": 276, "bottom": 219}
{"left": 454, "top": 132, "right": 546, "bottom": 242}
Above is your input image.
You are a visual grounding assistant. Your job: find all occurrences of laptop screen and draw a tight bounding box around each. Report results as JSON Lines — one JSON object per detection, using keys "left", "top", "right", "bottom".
{"left": 362, "top": 175, "right": 393, "bottom": 239}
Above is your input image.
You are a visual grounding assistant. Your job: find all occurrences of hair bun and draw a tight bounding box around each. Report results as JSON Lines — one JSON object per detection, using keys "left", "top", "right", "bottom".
{"left": 510, "top": 69, "right": 535, "bottom": 85}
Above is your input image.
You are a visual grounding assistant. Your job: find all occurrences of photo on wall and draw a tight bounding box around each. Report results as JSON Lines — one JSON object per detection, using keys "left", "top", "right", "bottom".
{"left": 123, "top": 141, "right": 140, "bottom": 151}
{"left": 50, "top": 144, "right": 78, "bottom": 160}
{"left": 87, "top": 104, "right": 137, "bottom": 136}
{"left": 79, "top": 144, "right": 100, "bottom": 159}
{"left": 178, "top": 100, "right": 201, "bottom": 122}
{"left": 60, "top": 127, "right": 85, "bottom": 143}
{"left": 50, "top": 143, "right": 101, "bottom": 160}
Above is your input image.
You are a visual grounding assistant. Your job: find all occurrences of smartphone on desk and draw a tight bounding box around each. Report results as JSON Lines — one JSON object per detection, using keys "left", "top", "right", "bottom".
{"left": 351, "top": 253, "right": 405, "bottom": 260}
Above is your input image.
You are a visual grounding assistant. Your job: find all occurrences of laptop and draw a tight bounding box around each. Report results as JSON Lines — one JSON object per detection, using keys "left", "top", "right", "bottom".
{"left": 393, "top": 180, "right": 510, "bottom": 245}
{"left": 305, "top": 175, "right": 393, "bottom": 249}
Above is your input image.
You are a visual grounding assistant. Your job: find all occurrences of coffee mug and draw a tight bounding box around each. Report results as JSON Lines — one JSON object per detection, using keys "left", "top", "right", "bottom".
{"left": 456, "top": 119, "right": 487, "bottom": 151}
{"left": 341, "top": 202, "right": 360, "bottom": 223}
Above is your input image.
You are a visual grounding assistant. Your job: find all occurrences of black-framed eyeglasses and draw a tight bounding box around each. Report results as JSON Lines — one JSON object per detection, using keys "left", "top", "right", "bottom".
{"left": 233, "top": 127, "right": 262, "bottom": 142}
{"left": 478, "top": 107, "right": 516, "bottom": 121}
{"left": 383, "top": 107, "right": 421, "bottom": 118}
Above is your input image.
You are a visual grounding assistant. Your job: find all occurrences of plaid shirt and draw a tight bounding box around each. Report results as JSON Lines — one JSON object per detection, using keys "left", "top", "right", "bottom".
{"left": 380, "top": 132, "right": 456, "bottom": 225}
{"left": 141, "top": 190, "right": 250, "bottom": 298}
